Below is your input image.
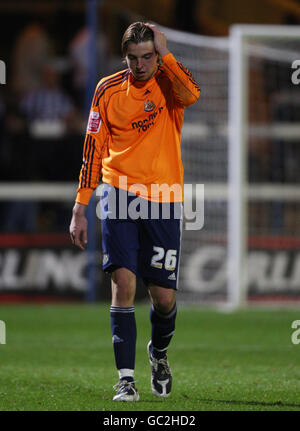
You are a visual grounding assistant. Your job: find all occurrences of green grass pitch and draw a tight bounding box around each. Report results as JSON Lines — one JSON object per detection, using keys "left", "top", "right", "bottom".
{"left": 0, "top": 303, "right": 300, "bottom": 411}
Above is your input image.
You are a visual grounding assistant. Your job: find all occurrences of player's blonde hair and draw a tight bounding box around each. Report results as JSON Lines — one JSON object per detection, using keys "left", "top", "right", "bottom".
{"left": 121, "top": 22, "right": 154, "bottom": 57}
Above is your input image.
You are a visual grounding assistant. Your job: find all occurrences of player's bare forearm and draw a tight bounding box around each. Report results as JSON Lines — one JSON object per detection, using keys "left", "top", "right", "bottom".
{"left": 70, "top": 202, "right": 88, "bottom": 250}
{"left": 72, "top": 202, "right": 87, "bottom": 216}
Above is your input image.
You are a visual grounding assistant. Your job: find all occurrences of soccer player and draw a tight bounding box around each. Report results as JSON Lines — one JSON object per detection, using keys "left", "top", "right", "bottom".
{"left": 69, "top": 22, "right": 200, "bottom": 401}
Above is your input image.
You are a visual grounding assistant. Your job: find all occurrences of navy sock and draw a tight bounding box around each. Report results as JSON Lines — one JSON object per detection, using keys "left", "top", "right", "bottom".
{"left": 150, "top": 304, "right": 177, "bottom": 359}
{"left": 110, "top": 305, "right": 136, "bottom": 379}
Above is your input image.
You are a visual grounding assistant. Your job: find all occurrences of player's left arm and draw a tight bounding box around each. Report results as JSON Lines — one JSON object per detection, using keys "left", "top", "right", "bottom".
{"left": 147, "top": 23, "right": 200, "bottom": 107}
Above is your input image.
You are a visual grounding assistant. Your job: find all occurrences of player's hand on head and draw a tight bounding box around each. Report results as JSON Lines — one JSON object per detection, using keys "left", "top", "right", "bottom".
{"left": 146, "top": 23, "right": 169, "bottom": 58}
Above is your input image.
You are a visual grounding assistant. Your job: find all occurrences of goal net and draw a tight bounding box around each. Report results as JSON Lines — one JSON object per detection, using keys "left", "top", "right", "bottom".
{"left": 160, "top": 27, "right": 230, "bottom": 305}
{"left": 161, "top": 25, "right": 300, "bottom": 307}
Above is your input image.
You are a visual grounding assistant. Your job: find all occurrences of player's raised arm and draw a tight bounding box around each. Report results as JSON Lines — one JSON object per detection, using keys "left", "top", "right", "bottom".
{"left": 146, "top": 23, "right": 200, "bottom": 107}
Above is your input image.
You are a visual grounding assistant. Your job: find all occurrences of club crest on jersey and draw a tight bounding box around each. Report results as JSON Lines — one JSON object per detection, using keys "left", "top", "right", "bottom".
{"left": 144, "top": 99, "right": 156, "bottom": 112}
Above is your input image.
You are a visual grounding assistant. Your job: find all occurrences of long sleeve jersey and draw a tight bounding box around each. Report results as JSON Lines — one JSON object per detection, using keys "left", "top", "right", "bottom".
{"left": 76, "top": 52, "right": 200, "bottom": 205}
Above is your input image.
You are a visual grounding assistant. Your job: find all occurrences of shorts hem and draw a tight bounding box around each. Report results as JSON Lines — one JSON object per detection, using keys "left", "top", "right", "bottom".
{"left": 103, "top": 263, "right": 139, "bottom": 277}
{"left": 142, "top": 277, "right": 177, "bottom": 291}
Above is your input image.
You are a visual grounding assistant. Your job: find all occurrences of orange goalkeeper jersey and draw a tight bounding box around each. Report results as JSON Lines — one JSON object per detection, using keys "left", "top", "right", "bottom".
{"left": 76, "top": 52, "right": 200, "bottom": 204}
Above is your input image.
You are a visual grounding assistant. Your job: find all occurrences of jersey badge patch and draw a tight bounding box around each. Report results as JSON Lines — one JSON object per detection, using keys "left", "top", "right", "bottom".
{"left": 87, "top": 111, "right": 102, "bottom": 133}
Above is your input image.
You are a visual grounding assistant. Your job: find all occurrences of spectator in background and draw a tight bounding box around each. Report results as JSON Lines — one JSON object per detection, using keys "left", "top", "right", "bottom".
{"left": 2, "top": 61, "right": 84, "bottom": 234}
{"left": 12, "top": 23, "right": 53, "bottom": 97}
{"left": 3, "top": 22, "right": 54, "bottom": 182}
{"left": 20, "top": 61, "right": 75, "bottom": 126}
{"left": 68, "top": 26, "right": 111, "bottom": 109}
{"left": 18, "top": 61, "right": 83, "bottom": 181}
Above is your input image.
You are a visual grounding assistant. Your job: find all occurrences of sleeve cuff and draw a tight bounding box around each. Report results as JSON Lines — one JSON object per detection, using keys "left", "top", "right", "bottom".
{"left": 75, "top": 188, "right": 94, "bottom": 206}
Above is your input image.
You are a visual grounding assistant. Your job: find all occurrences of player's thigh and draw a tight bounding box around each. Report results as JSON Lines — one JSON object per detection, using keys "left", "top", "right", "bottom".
{"left": 100, "top": 184, "right": 140, "bottom": 275}
{"left": 101, "top": 217, "right": 139, "bottom": 275}
{"left": 138, "top": 203, "right": 183, "bottom": 290}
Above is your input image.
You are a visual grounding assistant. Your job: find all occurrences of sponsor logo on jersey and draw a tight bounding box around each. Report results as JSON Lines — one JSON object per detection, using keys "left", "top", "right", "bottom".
{"left": 87, "top": 110, "right": 102, "bottom": 133}
{"left": 144, "top": 99, "right": 156, "bottom": 112}
{"left": 168, "top": 273, "right": 176, "bottom": 281}
{"left": 132, "top": 106, "right": 164, "bottom": 133}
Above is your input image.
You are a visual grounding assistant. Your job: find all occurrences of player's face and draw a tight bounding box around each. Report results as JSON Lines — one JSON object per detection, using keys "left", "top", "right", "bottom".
{"left": 126, "top": 41, "right": 159, "bottom": 81}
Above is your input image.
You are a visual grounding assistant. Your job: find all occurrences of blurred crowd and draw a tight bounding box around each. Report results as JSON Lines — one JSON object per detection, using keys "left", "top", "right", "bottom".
{"left": 0, "top": 1, "right": 299, "bottom": 235}
{"left": 0, "top": 11, "right": 120, "bottom": 233}
{"left": 0, "top": 20, "right": 115, "bottom": 183}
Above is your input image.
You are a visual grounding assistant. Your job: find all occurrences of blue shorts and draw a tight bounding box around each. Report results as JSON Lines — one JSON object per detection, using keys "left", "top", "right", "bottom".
{"left": 99, "top": 184, "right": 183, "bottom": 290}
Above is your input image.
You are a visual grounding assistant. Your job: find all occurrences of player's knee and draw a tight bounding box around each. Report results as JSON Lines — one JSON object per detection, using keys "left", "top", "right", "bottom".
{"left": 153, "top": 295, "right": 176, "bottom": 314}
{"left": 111, "top": 268, "right": 136, "bottom": 305}
{"left": 112, "top": 269, "right": 134, "bottom": 288}
{"left": 113, "top": 285, "right": 135, "bottom": 304}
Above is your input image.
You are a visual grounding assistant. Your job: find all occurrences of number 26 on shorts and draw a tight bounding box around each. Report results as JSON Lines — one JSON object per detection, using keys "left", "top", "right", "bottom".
{"left": 151, "top": 246, "right": 177, "bottom": 271}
